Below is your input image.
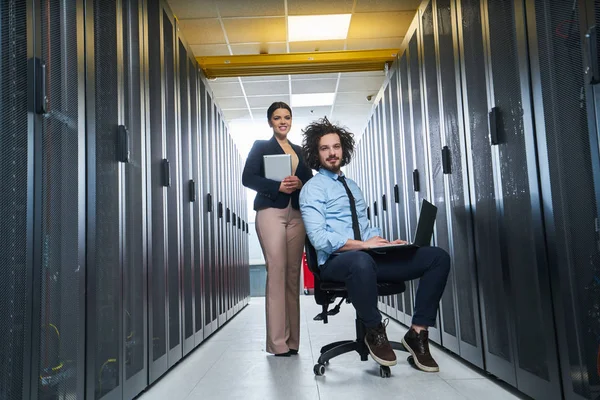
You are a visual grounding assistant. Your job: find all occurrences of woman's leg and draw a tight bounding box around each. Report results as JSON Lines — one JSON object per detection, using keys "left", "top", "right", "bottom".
{"left": 255, "top": 207, "right": 288, "bottom": 354}
{"left": 285, "top": 207, "right": 305, "bottom": 351}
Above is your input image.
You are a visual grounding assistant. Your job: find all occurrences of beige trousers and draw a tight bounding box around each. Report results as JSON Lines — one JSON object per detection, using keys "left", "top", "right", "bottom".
{"left": 255, "top": 202, "right": 305, "bottom": 354}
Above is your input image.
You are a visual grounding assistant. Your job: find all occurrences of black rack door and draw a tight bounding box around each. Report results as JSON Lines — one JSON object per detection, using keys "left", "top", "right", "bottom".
{"left": 121, "top": 0, "right": 148, "bottom": 397}
{"left": 398, "top": 53, "right": 415, "bottom": 327}
{"left": 178, "top": 38, "right": 194, "bottom": 357}
{"left": 457, "top": 0, "right": 515, "bottom": 385}
{"left": 390, "top": 68, "right": 408, "bottom": 321}
{"left": 436, "top": 0, "right": 483, "bottom": 369}
{"left": 86, "top": 0, "right": 123, "bottom": 398}
{"left": 1, "top": 2, "right": 34, "bottom": 400}
{"left": 189, "top": 60, "right": 204, "bottom": 346}
{"left": 483, "top": 0, "right": 561, "bottom": 398}
{"left": 421, "top": 0, "right": 458, "bottom": 353}
{"left": 528, "top": 0, "right": 600, "bottom": 399}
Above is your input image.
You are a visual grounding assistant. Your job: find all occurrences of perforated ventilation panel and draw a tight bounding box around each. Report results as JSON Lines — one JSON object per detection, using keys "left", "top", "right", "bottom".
{"left": 535, "top": 0, "right": 600, "bottom": 396}
{"left": 93, "top": 0, "right": 121, "bottom": 396}
{"left": 436, "top": 0, "right": 478, "bottom": 347}
{"left": 123, "top": 0, "right": 145, "bottom": 381}
{"left": 461, "top": 0, "right": 511, "bottom": 361}
{"left": 422, "top": 1, "right": 456, "bottom": 338}
{"left": 0, "top": 2, "right": 28, "bottom": 399}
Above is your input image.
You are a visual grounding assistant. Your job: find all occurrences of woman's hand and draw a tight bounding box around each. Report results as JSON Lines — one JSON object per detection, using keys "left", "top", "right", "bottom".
{"left": 279, "top": 179, "right": 295, "bottom": 194}
{"left": 280, "top": 176, "right": 302, "bottom": 193}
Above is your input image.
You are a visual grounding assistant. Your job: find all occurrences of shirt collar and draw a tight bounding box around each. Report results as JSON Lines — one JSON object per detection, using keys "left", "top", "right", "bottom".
{"left": 318, "top": 168, "right": 344, "bottom": 181}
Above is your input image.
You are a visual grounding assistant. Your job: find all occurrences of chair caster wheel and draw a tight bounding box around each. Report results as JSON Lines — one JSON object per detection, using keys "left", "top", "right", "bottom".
{"left": 407, "top": 356, "right": 415, "bottom": 365}
{"left": 304, "top": 289, "right": 309, "bottom": 295}
{"left": 314, "top": 363, "right": 326, "bottom": 376}
{"left": 380, "top": 365, "right": 391, "bottom": 378}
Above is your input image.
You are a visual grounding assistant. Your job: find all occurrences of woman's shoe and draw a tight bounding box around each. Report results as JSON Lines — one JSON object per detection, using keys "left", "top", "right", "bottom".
{"left": 288, "top": 349, "right": 298, "bottom": 355}
{"left": 274, "top": 352, "right": 291, "bottom": 357}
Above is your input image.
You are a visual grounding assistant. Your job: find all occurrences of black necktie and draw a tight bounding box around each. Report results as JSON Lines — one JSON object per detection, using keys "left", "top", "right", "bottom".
{"left": 338, "top": 176, "right": 362, "bottom": 241}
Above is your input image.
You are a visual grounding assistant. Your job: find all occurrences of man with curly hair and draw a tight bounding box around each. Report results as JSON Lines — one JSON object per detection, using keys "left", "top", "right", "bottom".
{"left": 299, "top": 117, "right": 450, "bottom": 372}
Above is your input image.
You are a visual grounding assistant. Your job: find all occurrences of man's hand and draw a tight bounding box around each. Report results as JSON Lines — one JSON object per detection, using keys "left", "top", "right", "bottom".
{"left": 363, "top": 236, "right": 391, "bottom": 249}
{"left": 280, "top": 175, "right": 302, "bottom": 193}
{"left": 391, "top": 239, "right": 408, "bottom": 245}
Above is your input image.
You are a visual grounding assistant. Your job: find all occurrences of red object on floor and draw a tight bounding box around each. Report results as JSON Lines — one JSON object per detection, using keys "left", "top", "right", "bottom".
{"left": 302, "top": 252, "right": 314, "bottom": 293}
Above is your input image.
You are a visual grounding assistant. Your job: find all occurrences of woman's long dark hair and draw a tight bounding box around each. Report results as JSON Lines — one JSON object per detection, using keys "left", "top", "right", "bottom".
{"left": 301, "top": 117, "right": 355, "bottom": 170}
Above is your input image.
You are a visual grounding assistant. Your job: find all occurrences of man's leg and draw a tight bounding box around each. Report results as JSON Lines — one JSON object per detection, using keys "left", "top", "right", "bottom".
{"left": 320, "top": 251, "right": 397, "bottom": 366}
{"left": 372, "top": 246, "right": 451, "bottom": 372}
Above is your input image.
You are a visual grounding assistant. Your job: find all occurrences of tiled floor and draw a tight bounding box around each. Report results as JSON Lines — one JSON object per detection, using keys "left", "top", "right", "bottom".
{"left": 137, "top": 297, "right": 526, "bottom": 400}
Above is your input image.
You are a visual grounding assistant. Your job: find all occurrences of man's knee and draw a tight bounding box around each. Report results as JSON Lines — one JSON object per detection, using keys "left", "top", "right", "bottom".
{"left": 348, "top": 251, "right": 377, "bottom": 277}
{"left": 421, "top": 246, "right": 451, "bottom": 274}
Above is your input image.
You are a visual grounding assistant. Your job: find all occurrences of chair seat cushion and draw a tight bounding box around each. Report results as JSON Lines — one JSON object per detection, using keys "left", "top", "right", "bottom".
{"left": 319, "top": 281, "right": 405, "bottom": 296}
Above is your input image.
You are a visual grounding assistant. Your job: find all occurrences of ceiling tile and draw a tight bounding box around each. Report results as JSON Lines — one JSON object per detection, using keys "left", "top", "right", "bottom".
{"left": 291, "top": 78, "right": 337, "bottom": 94}
{"left": 178, "top": 18, "right": 226, "bottom": 44}
{"left": 335, "top": 92, "right": 375, "bottom": 105}
{"left": 216, "top": 96, "right": 249, "bottom": 109}
{"left": 216, "top": 0, "right": 285, "bottom": 17}
{"left": 241, "top": 75, "right": 289, "bottom": 83}
{"left": 291, "top": 72, "right": 340, "bottom": 81}
{"left": 354, "top": 0, "right": 421, "bottom": 12}
{"left": 168, "top": 0, "right": 219, "bottom": 18}
{"left": 332, "top": 104, "right": 374, "bottom": 116}
{"left": 222, "top": 109, "right": 252, "bottom": 120}
{"left": 347, "top": 12, "right": 415, "bottom": 39}
{"left": 222, "top": 17, "right": 286, "bottom": 43}
{"left": 190, "top": 43, "right": 231, "bottom": 56}
{"left": 247, "top": 95, "right": 290, "bottom": 108}
{"left": 289, "top": 40, "right": 347, "bottom": 53}
{"left": 292, "top": 106, "right": 332, "bottom": 119}
{"left": 250, "top": 108, "right": 269, "bottom": 120}
{"left": 208, "top": 81, "right": 245, "bottom": 98}
{"left": 346, "top": 37, "right": 404, "bottom": 50}
{"left": 287, "top": 0, "right": 354, "bottom": 15}
{"left": 340, "top": 70, "right": 386, "bottom": 78}
{"left": 338, "top": 76, "right": 385, "bottom": 92}
{"left": 230, "top": 42, "right": 288, "bottom": 55}
{"left": 243, "top": 80, "right": 289, "bottom": 96}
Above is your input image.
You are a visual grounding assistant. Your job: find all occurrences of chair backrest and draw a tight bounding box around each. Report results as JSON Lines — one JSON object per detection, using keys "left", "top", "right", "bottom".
{"left": 304, "top": 236, "right": 321, "bottom": 277}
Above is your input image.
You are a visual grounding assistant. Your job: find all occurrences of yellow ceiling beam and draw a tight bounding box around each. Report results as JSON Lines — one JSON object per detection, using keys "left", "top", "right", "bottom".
{"left": 196, "top": 49, "right": 399, "bottom": 79}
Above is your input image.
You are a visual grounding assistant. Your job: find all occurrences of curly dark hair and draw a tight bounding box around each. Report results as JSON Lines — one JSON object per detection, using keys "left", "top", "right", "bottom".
{"left": 301, "top": 117, "right": 355, "bottom": 170}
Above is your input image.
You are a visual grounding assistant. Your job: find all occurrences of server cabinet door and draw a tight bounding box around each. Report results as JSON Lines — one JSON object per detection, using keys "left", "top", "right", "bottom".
{"left": 484, "top": 0, "right": 561, "bottom": 397}
{"left": 217, "top": 112, "right": 227, "bottom": 326}
{"left": 190, "top": 62, "right": 204, "bottom": 345}
{"left": 529, "top": 1, "right": 600, "bottom": 399}
{"left": 162, "top": 8, "right": 182, "bottom": 368}
{"left": 178, "top": 38, "right": 194, "bottom": 356}
{"left": 147, "top": 0, "right": 168, "bottom": 382}
{"left": 457, "top": 0, "right": 516, "bottom": 385}
{"left": 436, "top": 0, "right": 483, "bottom": 368}
{"left": 390, "top": 68, "right": 408, "bottom": 320}
{"left": 421, "top": 0, "right": 458, "bottom": 353}
{"left": 122, "top": 0, "right": 148, "bottom": 397}
{"left": 86, "top": 0, "right": 123, "bottom": 397}
{"left": 206, "top": 95, "right": 218, "bottom": 335}
{"left": 31, "top": 1, "right": 87, "bottom": 399}
{"left": 398, "top": 53, "right": 415, "bottom": 327}
{"left": 1, "top": 2, "right": 34, "bottom": 400}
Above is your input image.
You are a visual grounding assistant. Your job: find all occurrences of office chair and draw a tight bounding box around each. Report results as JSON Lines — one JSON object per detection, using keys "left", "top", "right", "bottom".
{"left": 304, "top": 237, "right": 413, "bottom": 378}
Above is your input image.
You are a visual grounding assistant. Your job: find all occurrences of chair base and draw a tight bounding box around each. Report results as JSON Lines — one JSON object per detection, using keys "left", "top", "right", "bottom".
{"left": 313, "top": 318, "right": 411, "bottom": 378}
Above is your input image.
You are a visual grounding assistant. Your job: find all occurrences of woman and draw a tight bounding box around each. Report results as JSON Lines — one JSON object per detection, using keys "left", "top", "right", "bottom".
{"left": 242, "top": 101, "right": 312, "bottom": 356}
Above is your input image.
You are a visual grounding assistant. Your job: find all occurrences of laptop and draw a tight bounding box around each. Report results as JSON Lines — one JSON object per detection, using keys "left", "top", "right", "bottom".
{"left": 366, "top": 199, "right": 438, "bottom": 253}
{"left": 263, "top": 154, "right": 292, "bottom": 181}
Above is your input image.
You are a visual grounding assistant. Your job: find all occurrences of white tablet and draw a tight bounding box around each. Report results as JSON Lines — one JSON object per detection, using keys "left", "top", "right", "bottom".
{"left": 264, "top": 154, "right": 292, "bottom": 181}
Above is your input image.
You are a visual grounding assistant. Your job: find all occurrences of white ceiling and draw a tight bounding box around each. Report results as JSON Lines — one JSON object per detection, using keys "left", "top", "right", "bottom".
{"left": 165, "top": 0, "right": 420, "bottom": 157}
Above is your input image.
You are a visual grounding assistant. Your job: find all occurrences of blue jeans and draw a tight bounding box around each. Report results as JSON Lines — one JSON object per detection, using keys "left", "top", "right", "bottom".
{"left": 320, "top": 247, "right": 451, "bottom": 328}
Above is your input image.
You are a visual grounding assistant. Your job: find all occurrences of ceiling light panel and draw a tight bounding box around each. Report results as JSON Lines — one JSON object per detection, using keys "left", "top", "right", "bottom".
{"left": 291, "top": 93, "right": 335, "bottom": 107}
{"left": 288, "top": 14, "right": 352, "bottom": 42}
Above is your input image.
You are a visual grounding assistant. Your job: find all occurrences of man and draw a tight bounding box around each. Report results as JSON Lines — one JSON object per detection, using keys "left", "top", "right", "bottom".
{"left": 299, "top": 117, "right": 450, "bottom": 372}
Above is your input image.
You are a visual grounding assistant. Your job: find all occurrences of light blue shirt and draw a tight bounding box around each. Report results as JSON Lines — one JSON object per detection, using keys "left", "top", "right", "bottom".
{"left": 299, "top": 168, "right": 381, "bottom": 266}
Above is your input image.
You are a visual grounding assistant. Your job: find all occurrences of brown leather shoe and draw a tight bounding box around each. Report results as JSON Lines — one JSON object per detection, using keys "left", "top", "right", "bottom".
{"left": 364, "top": 319, "right": 397, "bottom": 367}
{"left": 401, "top": 328, "right": 439, "bottom": 372}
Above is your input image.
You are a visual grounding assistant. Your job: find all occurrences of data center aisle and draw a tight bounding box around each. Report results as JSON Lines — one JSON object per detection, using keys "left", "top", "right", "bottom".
{"left": 137, "top": 297, "right": 526, "bottom": 400}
